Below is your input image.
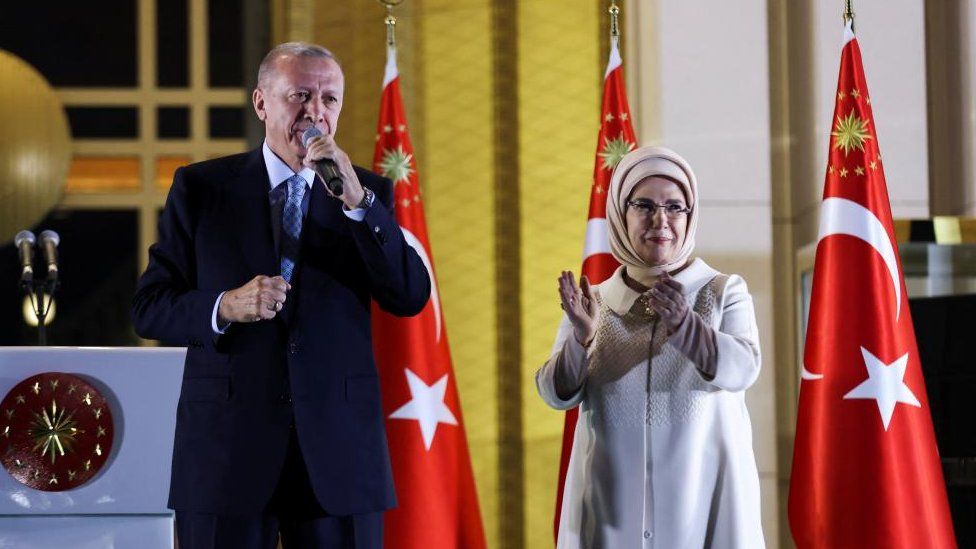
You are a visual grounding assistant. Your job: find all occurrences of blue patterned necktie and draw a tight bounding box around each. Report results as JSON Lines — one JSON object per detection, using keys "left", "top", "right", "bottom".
{"left": 279, "top": 174, "right": 306, "bottom": 283}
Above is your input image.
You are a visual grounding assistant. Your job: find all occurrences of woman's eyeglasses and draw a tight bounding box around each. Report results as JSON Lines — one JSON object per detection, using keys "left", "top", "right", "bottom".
{"left": 626, "top": 199, "right": 691, "bottom": 219}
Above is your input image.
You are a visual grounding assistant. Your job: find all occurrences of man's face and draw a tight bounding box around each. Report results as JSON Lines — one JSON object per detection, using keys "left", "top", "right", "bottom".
{"left": 252, "top": 55, "right": 344, "bottom": 167}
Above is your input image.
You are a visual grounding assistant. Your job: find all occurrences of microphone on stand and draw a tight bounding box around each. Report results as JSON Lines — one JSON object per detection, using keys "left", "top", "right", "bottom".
{"left": 14, "top": 230, "right": 36, "bottom": 284}
{"left": 39, "top": 230, "right": 60, "bottom": 283}
{"left": 301, "top": 127, "right": 344, "bottom": 196}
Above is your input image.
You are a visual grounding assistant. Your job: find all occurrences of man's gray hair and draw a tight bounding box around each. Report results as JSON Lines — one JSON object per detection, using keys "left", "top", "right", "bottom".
{"left": 257, "top": 42, "right": 339, "bottom": 88}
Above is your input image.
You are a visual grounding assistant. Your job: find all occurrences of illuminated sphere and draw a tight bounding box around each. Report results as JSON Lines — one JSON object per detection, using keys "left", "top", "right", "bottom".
{"left": 0, "top": 50, "right": 70, "bottom": 244}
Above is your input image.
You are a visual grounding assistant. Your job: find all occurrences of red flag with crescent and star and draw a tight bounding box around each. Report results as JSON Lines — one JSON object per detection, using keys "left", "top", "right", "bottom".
{"left": 787, "top": 21, "right": 956, "bottom": 548}
{"left": 370, "top": 45, "right": 487, "bottom": 549}
{"left": 552, "top": 39, "right": 636, "bottom": 542}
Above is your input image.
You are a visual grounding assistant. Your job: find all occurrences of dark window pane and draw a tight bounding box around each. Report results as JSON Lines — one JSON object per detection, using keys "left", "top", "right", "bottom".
{"left": 158, "top": 106, "right": 190, "bottom": 139}
{"left": 208, "top": 0, "right": 243, "bottom": 87}
{"left": 157, "top": 0, "right": 189, "bottom": 87}
{"left": 0, "top": 210, "right": 139, "bottom": 346}
{"left": 209, "top": 107, "right": 244, "bottom": 138}
{"left": 0, "top": 2, "right": 137, "bottom": 87}
{"left": 66, "top": 107, "right": 139, "bottom": 139}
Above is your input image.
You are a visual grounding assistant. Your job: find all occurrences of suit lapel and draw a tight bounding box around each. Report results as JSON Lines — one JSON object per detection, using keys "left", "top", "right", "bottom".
{"left": 232, "top": 149, "right": 278, "bottom": 279}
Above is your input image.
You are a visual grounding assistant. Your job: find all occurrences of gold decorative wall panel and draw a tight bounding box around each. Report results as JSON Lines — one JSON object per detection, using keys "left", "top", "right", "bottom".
{"left": 420, "top": 2, "right": 501, "bottom": 547}
{"left": 516, "top": 2, "right": 601, "bottom": 547}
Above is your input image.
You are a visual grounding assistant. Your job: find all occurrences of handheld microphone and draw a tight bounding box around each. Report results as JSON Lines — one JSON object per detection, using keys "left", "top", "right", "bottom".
{"left": 39, "top": 230, "right": 60, "bottom": 282}
{"left": 14, "top": 230, "right": 35, "bottom": 284}
{"left": 301, "top": 127, "right": 343, "bottom": 196}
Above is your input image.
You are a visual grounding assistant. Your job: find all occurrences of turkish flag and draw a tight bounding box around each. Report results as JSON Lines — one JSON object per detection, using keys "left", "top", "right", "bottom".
{"left": 371, "top": 46, "right": 487, "bottom": 549}
{"left": 552, "top": 40, "right": 636, "bottom": 543}
{"left": 787, "top": 22, "right": 956, "bottom": 547}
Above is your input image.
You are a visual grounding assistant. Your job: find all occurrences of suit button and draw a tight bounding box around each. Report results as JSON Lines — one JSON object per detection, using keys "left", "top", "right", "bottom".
{"left": 373, "top": 226, "right": 381, "bottom": 233}
{"left": 288, "top": 342, "right": 298, "bottom": 355}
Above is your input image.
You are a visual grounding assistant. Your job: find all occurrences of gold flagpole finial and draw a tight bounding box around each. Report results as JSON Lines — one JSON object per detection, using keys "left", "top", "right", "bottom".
{"left": 843, "top": 0, "right": 855, "bottom": 32}
{"left": 377, "top": 0, "right": 404, "bottom": 47}
{"left": 609, "top": 1, "right": 621, "bottom": 49}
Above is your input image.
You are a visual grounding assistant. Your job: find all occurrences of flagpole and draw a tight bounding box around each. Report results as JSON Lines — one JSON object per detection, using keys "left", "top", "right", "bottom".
{"left": 609, "top": 1, "right": 621, "bottom": 50}
{"left": 377, "top": 0, "right": 403, "bottom": 47}
{"left": 844, "top": 0, "right": 855, "bottom": 33}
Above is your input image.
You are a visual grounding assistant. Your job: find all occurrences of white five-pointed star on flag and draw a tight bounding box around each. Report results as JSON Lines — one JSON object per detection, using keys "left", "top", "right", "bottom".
{"left": 389, "top": 368, "right": 458, "bottom": 451}
{"left": 843, "top": 346, "right": 921, "bottom": 431}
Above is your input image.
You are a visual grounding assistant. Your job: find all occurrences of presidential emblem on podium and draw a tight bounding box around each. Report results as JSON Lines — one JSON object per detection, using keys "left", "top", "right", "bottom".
{"left": 0, "top": 372, "right": 114, "bottom": 491}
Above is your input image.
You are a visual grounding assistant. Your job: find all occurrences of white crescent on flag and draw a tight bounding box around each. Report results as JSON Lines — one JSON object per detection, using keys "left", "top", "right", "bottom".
{"left": 802, "top": 197, "right": 903, "bottom": 382}
{"left": 401, "top": 227, "right": 442, "bottom": 342}
{"left": 817, "top": 197, "right": 902, "bottom": 320}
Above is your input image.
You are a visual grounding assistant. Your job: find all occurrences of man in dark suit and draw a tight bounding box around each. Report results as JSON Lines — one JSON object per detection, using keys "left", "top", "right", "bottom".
{"left": 132, "top": 42, "right": 430, "bottom": 549}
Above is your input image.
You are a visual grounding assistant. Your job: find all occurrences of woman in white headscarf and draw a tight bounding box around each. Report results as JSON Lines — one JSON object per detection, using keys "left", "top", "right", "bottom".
{"left": 536, "top": 146, "right": 764, "bottom": 548}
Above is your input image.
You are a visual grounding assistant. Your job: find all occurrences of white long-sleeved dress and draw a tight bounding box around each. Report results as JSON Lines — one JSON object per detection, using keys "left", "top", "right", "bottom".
{"left": 536, "top": 259, "right": 764, "bottom": 548}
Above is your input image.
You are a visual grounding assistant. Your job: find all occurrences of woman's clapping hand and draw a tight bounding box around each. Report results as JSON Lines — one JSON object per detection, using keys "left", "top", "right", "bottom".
{"left": 648, "top": 272, "right": 689, "bottom": 333}
{"left": 559, "top": 271, "right": 599, "bottom": 347}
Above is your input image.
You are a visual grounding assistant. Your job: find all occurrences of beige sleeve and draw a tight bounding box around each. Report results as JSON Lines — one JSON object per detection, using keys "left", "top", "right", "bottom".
{"left": 535, "top": 315, "right": 590, "bottom": 410}
{"left": 667, "top": 275, "right": 761, "bottom": 392}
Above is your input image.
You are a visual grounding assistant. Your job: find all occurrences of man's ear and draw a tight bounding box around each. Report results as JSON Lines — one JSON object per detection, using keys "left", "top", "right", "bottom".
{"left": 252, "top": 88, "right": 265, "bottom": 121}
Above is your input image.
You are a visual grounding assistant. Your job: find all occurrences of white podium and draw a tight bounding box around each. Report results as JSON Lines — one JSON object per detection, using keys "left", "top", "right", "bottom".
{"left": 0, "top": 347, "right": 185, "bottom": 549}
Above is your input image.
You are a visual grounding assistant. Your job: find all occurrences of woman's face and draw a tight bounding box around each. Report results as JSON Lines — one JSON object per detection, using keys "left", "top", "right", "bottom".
{"left": 624, "top": 176, "right": 690, "bottom": 266}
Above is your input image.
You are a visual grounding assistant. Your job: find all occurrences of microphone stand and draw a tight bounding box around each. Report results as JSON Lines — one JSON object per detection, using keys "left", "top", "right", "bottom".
{"left": 21, "top": 273, "right": 58, "bottom": 346}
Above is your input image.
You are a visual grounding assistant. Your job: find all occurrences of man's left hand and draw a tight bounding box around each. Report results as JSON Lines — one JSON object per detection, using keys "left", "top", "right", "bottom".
{"left": 303, "top": 134, "right": 365, "bottom": 209}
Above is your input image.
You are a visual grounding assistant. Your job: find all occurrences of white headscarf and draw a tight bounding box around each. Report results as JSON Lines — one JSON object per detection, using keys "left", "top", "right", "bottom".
{"left": 606, "top": 145, "right": 699, "bottom": 276}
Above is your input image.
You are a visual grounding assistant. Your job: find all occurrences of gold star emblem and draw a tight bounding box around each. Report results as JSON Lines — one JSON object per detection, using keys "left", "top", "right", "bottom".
{"left": 49, "top": 379, "right": 59, "bottom": 391}
{"left": 3, "top": 426, "right": 9, "bottom": 438}
{"left": 828, "top": 165, "right": 836, "bottom": 175}
{"left": 413, "top": 195, "right": 421, "bottom": 203}
{"left": 594, "top": 185, "right": 605, "bottom": 195}
{"left": 397, "top": 124, "right": 407, "bottom": 132}
{"left": 15, "top": 395, "right": 25, "bottom": 404}
{"left": 30, "top": 399, "right": 79, "bottom": 464}
{"left": 93, "top": 408, "right": 102, "bottom": 420}
{"left": 97, "top": 426, "right": 107, "bottom": 438}
{"left": 838, "top": 91, "right": 846, "bottom": 101}
{"left": 851, "top": 88, "right": 861, "bottom": 99}
{"left": 67, "top": 384, "right": 77, "bottom": 395}
{"left": 604, "top": 113, "right": 615, "bottom": 122}
{"left": 598, "top": 134, "right": 636, "bottom": 171}
{"left": 84, "top": 459, "right": 91, "bottom": 471}
{"left": 831, "top": 110, "right": 873, "bottom": 156}
{"left": 32, "top": 382, "right": 40, "bottom": 395}
{"left": 49, "top": 474, "right": 58, "bottom": 485}
{"left": 383, "top": 125, "right": 393, "bottom": 133}
{"left": 620, "top": 112, "right": 629, "bottom": 121}
{"left": 82, "top": 393, "right": 92, "bottom": 406}
{"left": 855, "top": 166, "right": 865, "bottom": 176}
{"left": 378, "top": 145, "right": 415, "bottom": 185}
{"left": 869, "top": 160, "right": 879, "bottom": 171}
{"left": 400, "top": 198, "right": 411, "bottom": 208}
{"left": 866, "top": 96, "right": 871, "bottom": 105}
{"left": 94, "top": 444, "right": 102, "bottom": 457}
{"left": 68, "top": 470, "right": 77, "bottom": 481}
{"left": 4, "top": 409, "right": 13, "bottom": 420}
{"left": 839, "top": 167, "right": 849, "bottom": 178}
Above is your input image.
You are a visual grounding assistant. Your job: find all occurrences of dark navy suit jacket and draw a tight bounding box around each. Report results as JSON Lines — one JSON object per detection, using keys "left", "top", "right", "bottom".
{"left": 131, "top": 147, "right": 430, "bottom": 516}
